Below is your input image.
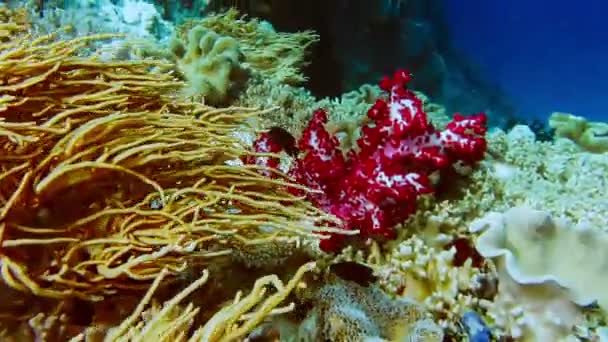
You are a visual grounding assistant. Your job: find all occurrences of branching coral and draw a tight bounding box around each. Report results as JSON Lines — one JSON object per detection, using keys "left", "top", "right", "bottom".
{"left": 0, "top": 5, "right": 29, "bottom": 40}
{"left": 374, "top": 236, "right": 488, "bottom": 331}
{"left": 65, "top": 262, "right": 317, "bottom": 341}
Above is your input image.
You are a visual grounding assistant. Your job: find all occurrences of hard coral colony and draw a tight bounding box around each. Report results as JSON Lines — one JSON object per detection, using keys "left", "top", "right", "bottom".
{"left": 248, "top": 70, "right": 488, "bottom": 252}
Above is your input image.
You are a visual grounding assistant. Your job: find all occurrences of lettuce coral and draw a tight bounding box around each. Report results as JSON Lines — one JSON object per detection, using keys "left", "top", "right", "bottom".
{"left": 473, "top": 206, "right": 608, "bottom": 310}
{"left": 472, "top": 207, "right": 608, "bottom": 340}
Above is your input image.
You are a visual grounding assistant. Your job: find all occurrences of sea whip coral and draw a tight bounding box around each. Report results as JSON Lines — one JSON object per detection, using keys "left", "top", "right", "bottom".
{"left": 249, "top": 70, "right": 488, "bottom": 252}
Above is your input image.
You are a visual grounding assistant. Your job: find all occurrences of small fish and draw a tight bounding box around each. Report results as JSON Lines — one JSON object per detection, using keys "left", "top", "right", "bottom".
{"left": 330, "top": 261, "right": 377, "bottom": 287}
{"left": 267, "top": 126, "right": 299, "bottom": 156}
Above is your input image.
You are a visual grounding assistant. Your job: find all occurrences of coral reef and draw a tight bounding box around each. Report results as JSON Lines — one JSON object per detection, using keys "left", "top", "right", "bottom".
{"left": 0, "top": 6, "right": 341, "bottom": 340}
{"left": 487, "top": 125, "right": 608, "bottom": 228}
{"left": 248, "top": 70, "right": 488, "bottom": 251}
{"left": 25, "top": 0, "right": 174, "bottom": 41}
{"left": 1, "top": 2, "right": 608, "bottom": 342}
{"left": 320, "top": 122, "right": 608, "bottom": 339}
{"left": 0, "top": 22, "right": 333, "bottom": 299}
{"left": 373, "top": 236, "right": 488, "bottom": 331}
{"left": 161, "top": 9, "right": 318, "bottom": 105}
{"left": 470, "top": 207, "right": 608, "bottom": 340}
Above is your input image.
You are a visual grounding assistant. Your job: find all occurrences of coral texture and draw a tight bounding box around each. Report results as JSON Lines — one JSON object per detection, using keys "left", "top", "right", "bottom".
{"left": 170, "top": 26, "right": 246, "bottom": 104}
{"left": 290, "top": 277, "right": 444, "bottom": 342}
{"left": 0, "top": 7, "right": 339, "bottom": 340}
{"left": 473, "top": 206, "right": 608, "bottom": 311}
{"left": 177, "top": 9, "right": 318, "bottom": 85}
{"left": 248, "top": 70, "right": 488, "bottom": 252}
{"left": 29, "top": 0, "right": 174, "bottom": 41}
{"left": 374, "top": 235, "right": 487, "bottom": 331}
{"left": 549, "top": 111, "right": 608, "bottom": 153}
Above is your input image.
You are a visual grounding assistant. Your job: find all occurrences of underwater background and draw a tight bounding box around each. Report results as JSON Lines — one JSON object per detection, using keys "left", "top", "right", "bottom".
{"left": 444, "top": 0, "right": 608, "bottom": 122}
{"left": 0, "top": 1, "right": 607, "bottom": 341}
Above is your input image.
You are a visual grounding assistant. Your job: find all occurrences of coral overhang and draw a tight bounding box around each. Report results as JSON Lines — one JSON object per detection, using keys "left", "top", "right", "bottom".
{"left": 249, "top": 70, "right": 488, "bottom": 252}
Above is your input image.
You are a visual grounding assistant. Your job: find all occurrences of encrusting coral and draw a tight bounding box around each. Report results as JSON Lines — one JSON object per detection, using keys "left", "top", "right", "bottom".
{"left": 0, "top": 6, "right": 343, "bottom": 340}
{"left": 261, "top": 273, "right": 444, "bottom": 342}
{"left": 287, "top": 276, "right": 444, "bottom": 342}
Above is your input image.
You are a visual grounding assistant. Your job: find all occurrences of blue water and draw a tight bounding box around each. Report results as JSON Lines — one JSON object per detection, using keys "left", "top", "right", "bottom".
{"left": 444, "top": 0, "right": 608, "bottom": 122}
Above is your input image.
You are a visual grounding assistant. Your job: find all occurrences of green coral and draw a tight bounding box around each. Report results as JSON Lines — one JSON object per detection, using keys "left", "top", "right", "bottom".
{"left": 170, "top": 26, "right": 247, "bottom": 105}
{"left": 549, "top": 112, "right": 608, "bottom": 153}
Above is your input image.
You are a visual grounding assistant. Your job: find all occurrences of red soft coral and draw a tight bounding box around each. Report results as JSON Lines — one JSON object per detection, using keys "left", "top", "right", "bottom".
{"left": 248, "top": 70, "right": 487, "bottom": 252}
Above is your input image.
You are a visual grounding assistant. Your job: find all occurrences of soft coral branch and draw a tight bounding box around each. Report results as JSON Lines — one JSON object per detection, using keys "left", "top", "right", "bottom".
{"left": 248, "top": 70, "right": 488, "bottom": 252}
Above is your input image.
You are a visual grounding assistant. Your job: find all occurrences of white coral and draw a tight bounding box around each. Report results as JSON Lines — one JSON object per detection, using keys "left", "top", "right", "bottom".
{"left": 31, "top": 0, "right": 174, "bottom": 42}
